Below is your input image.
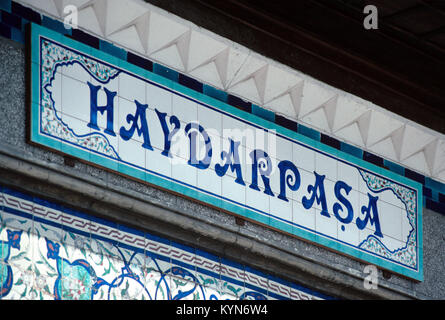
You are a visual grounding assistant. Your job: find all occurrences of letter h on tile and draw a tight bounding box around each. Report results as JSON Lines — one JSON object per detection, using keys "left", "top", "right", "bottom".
{"left": 87, "top": 81, "right": 117, "bottom": 136}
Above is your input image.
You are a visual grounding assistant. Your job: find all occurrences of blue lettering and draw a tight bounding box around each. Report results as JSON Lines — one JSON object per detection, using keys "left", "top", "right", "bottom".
{"left": 215, "top": 139, "right": 245, "bottom": 186}
{"left": 119, "top": 100, "right": 153, "bottom": 150}
{"left": 302, "top": 171, "right": 329, "bottom": 217}
{"left": 155, "top": 108, "right": 180, "bottom": 158}
{"left": 185, "top": 123, "right": 212, "bottom": 170}
{"left": 277, "top": 160, "right": 301, "bottom": 202}
{"left": 87, "top": 81, "right": 117, "bottom": 136}
{"left": 356, "top": 193, "right": 383, "bottom": 238}
{"left": 249, "top": 150, "right": 274, "bottom": 196}
{"left": 333, "top": 180, "right": 354, "bottom": 225}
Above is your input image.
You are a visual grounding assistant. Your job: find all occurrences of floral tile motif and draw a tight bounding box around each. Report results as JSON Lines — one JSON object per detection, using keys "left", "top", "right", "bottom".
{"left": 39, "top": 38, "right": 120, "bottom": 160}
{"left": 358, "top": 170, "right": 419, "bottom": 270}
{"left": 0, "top": 185, "right": 328, "bottom": 300}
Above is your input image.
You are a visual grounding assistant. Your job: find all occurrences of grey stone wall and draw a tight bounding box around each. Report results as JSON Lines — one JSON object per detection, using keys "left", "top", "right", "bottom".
{"left": 0, "top": 36, "right": 443, "bottom": 299}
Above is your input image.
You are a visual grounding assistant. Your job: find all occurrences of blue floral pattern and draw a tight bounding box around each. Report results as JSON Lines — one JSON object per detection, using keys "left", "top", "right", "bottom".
{"left": 40, "top": 38, "right": 120, "bottom": 159}
{"left": 0, "top": 230, "right": 23, "bottom": 298}
{"left": 0, "top": 187, "right": 325, "bottom": 300}
{"left": 358, "top": 169, "right": 418, "bottom": 269}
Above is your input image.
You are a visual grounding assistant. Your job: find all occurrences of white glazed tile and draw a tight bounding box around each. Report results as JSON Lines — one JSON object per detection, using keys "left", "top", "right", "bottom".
{"left": 2, "top": 200, "right": 34, "bottom": 232}
{"left": 245, "top": 185, "right": 269, "bottom": 215}
{"left": 346, "top": 188, "right": 360, "bottom": 218}
{"left": 169, "top": 128, "right": 190, "bottom": 162}
{"left": 378, "top": 200, "right": 403, "bottom": 241}
{"left": 119, "top": 137, "right": 146, "bottom": 169}
{"left": 202, "top": 286, "right": 222, "bottom": 300}
{"left": 273, "top": 135, "right": 293, "bottom": 162}
{"left": 292, "top": 200, "right": 315, "bottom": 230}
{"left": 60, "top": 113, "right": 91, "bottom": 137}
{"left": 337, "top": 220, "right": 360, "bottom": 247}
{"left": 270, "top": 196, "right": 292, "bottom": 223}
{"left": 142, "top": 269, "right": 162, "bottom": 297}
{"left": 315, "top": 208, "right": 337, "bottom": 239}
{"left": 315, "top": 152, "right": 337, "bottom": 182}
{"left": 222, "top": 115, "right": 248, "bottom": 147}
{"left": 243, "top": 145, "right": 276, "bottom": 189}
{"left": 61, "top": 61, "right": 92, "bottom": 84}
{"left": 337, "top": 160, "right": 360, "bottom": 191}
{"left": 358, "top": 172, "right": 370, "bottom": 196}
{"left": 119, "top": 71, "right": 146, "bottom": 105}
{"left": 292, "top": 142, "right": 315, "bottom": 173}
{"left": 1, "top": 217, "right": 33, "bottom": 267}
{"left": 251, "top": 127, "right": 270, "bottom": 152}
{"left": 171, "top": 161, "right": 197, "bottom": 187}
{"left": 172, "top": 94, "right": 197, "bottom": 125}
{"left": 170, "top": 277, "right": 199, "bottom": 300}
{"left": 357, "top": 192, "right": 403, "bottom": 245}
{"left": 61, "top": 75, "right": 91, "bottom": 123}
{"left": 147, "top": 82, "right": 172, "bottom": 115}
{"left": 198, "top": 104, "right": 222, "bottom": 136}
{"left": 374, "top": 188, "right": 405, "bottom": 209}
{"left": 271, "top": 157, "right": 301, "bottom": 202}
{"left": 197, "top": 167, "right": 222, "bottom": 197}
{"left": 251, "top": 127, "right": 271, "bottom": 152}
{"left": 98, "top": 256, "right": 127, "bottom": 291}
{"left": 299, "top": 173, "right": 335, "bottom": 215}
{"left": 95, "top": 120, "right": 120, "bottom": 151}
{"left": 357, "top": 173, "right": 399, "bottom": 206}
{"left": 146, "top": 147, "right": 172, "bottom": 178}
{"left": 221, "top": 174, "right": 246, "bottom": 206}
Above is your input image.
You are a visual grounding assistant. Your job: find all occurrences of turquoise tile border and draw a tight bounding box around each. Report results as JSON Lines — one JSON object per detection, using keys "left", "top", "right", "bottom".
{"left": 99, "top": 40, "right": 127, "bottom": 61}
{"left": 29, "top": 22, "right": 424, "bottom": 281}
{"left": 41, "top": 15, "right": 71, "bottom": 36}
{"left": 341, "top": 142, "right": 363, "bottom": 159}
{"left": 298, "top": 123, "right": 321, "bottom": 141}
{"left": 203, "top": 84, "right": 228, "bottom": 103}
{"left": 252, "top": 104, "right": 275, "bottom": 122}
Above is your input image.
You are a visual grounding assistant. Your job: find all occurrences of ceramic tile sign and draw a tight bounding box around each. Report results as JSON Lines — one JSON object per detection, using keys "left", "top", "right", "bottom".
{"left": 28, "top": 23, "right": 423, "bottom": 281}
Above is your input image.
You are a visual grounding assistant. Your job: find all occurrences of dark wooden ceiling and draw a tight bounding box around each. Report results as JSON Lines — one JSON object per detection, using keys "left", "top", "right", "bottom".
{"left": 145, "top": 0, "right": 445, "bottom": 134}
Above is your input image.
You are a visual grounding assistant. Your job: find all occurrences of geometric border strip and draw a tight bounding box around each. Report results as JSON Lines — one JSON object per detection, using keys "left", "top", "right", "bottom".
{"left": 1, "top": 0, "right": 445, "bottom": 218}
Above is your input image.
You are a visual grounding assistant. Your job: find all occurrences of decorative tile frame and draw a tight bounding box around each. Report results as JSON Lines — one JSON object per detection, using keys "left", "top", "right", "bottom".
{"left": 28, "top": 23, "right": 423, "bottom": 281}
{"left": 0, "top": 185, "right": 328, "bottom": 300}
